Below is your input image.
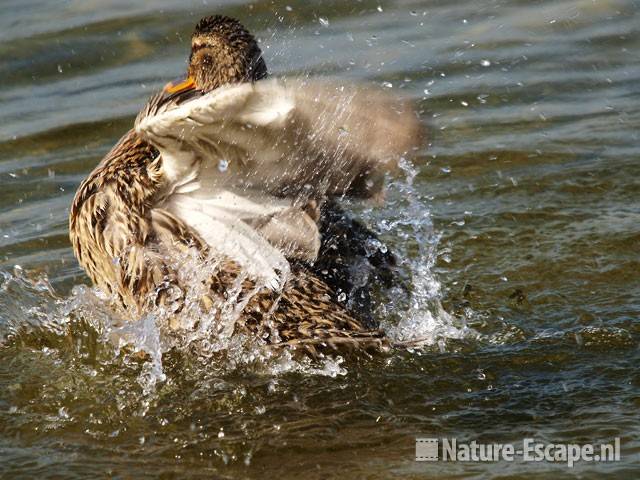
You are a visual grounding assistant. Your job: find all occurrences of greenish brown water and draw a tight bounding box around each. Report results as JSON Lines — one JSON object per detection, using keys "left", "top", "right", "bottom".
{"left": 1, "top": 0, "right": 640, "bottom": 478}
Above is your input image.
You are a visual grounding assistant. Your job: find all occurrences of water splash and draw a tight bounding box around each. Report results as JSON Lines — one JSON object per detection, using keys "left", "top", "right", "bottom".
{"left": 370, "top": 157, "right": 474, "bottom": 347}
{"left": 0, "top": 258, "right": 346, "bottom": 397}
{"left": 110, "top": 312, "right": 166, "bottom": 394}
{"left": 0, "top": 158, "right": 474, "bottom": 388}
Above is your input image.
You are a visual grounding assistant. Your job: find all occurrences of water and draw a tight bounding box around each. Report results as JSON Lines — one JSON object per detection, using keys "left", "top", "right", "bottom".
{"left": 1, "top": 0, "right": 639, "bottom": 477}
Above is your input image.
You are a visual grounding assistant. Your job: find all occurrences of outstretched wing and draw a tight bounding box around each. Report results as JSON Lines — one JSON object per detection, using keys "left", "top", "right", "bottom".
{"left": 135, "top": 77, "right": 423, "bottom": 200}
{"left": 134, "top": 78, "right": 421, "bottom": 274}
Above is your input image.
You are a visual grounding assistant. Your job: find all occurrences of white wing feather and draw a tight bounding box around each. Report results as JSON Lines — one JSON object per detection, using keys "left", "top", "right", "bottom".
{"left": 135, "top": 78, "right": 421, "bottom": 285}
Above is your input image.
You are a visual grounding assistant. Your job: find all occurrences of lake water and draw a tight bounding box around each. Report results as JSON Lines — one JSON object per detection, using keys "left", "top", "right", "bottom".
{"left": 1, "top": 0, "right": 639, "bottom": 478}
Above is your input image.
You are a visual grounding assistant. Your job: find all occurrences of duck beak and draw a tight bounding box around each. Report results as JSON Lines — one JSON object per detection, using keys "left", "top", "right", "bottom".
{"left": 164, "top": 76, "right": 196, "bottom": 94}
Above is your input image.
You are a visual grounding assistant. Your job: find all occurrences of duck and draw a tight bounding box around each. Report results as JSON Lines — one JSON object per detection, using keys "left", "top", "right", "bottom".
{"left": 69, "top": 15, "right": 422, "bottom": 355}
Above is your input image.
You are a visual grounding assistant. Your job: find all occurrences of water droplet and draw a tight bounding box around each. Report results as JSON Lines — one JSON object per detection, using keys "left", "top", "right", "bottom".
{"left": 461, "top": 101, "right": 469, "bottom": 107}
{"left": 364, "top": 238, "right": 381, "bottom": 256}
{"left": 218, "top": 429, "right": 225, "bottom": 438}
{"left": 377, "top": 5, "right": 383, "bottom": 12}
{"left": 480, "top": 59, "right": 491, "bottom": 67}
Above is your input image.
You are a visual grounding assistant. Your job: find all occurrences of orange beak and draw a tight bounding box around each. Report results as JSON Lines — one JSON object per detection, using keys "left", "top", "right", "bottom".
{"left": 164, "top": 76, "right": 196, "bottom": 94}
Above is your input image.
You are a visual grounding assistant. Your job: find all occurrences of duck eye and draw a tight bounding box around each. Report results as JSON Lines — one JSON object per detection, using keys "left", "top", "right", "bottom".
{"left": 191, "top": 40, "right": 206, "bottom": 50}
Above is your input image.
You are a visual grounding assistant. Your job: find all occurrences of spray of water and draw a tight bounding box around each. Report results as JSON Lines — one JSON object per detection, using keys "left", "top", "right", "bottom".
{"left": 0, "top": 161, "right": 475, "bottom": 393}
{"left": 360, "top": 157, "right": 474, "bottom": 351}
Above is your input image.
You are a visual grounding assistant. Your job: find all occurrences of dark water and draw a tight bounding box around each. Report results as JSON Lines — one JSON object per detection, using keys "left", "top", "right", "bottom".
{"left": 1, "top": 0, "right": 639, "bottom": 478}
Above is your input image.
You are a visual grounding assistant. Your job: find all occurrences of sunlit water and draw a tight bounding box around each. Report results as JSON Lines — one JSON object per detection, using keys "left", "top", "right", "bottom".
{"left": 1, "top": 0, "right": 639, "bottom": 478}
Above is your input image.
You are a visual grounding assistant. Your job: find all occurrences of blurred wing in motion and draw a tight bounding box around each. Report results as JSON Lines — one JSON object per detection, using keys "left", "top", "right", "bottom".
{"left": 136, "top": 77, "right": 422, "bottom": 199}
{"left": 135, "top": 78, "right": 422, "bottom": 269}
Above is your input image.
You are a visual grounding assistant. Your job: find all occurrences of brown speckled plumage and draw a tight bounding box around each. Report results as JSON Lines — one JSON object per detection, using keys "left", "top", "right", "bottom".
{"left": 69, "top": 125, "right": 386, "bottom": 352}
{"left": 69, "top": 16, "right": 392, "bottom": 354}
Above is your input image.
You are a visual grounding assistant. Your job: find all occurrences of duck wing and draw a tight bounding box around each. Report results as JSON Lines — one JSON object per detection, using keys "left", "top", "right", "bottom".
{"left": 134, "top": 78, "right": 420, "bottom": 270}
{"left": 136, "top": 78, "right": 422, "bottom": 201}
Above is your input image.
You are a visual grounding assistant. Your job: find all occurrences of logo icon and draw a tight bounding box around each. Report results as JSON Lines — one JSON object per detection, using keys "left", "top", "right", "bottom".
{"left": 416, "top": 438, "right": 438, "bottom": 461}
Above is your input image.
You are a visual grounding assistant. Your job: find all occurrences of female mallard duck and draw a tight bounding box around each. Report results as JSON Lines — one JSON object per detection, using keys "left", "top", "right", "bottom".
{"left": 69, "top": 15, "right": 421, "bottom": 354}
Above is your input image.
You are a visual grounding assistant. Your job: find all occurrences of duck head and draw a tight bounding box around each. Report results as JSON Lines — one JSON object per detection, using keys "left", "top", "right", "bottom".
{"left": 186, "top": 15, "right": 267, "bottom": 92}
